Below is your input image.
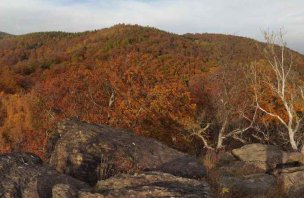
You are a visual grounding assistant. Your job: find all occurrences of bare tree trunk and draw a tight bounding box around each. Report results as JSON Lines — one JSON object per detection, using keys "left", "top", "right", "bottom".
{"left": 216, "top": 117, "right": 227, "bottom": 149}
{"left": 289, "top": 129, "right": 298, "bottom": 151}
{"left": 107, "top": 91, "right": 115, "bottom": 120}
{"left": 190, "top": 123, "right": 214, "bottom": 150}
{"left": 253, "top": 30, "right": 304, "bottom": 151}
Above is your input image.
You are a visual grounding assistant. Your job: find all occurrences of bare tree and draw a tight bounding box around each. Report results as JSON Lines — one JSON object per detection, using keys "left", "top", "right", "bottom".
{"left": 189, "top": 122, "right": 214, "bottom": 150}
{"left": 213, "top": 64, "right": 258, "bottom": 149}
{"left": 189, "top": 63, "right": 258, "bottom": 150}
{"left": 254, "top": 30, "right": 304, "bottom": 151}
{"left": 188, "top": 37, "right": 261, "bottom": 150}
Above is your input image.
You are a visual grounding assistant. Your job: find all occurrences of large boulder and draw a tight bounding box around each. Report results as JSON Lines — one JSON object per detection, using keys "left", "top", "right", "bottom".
{"left": 52, "top": 184, "right": 78, "bottom": 198}
{"left": 47, "top": 119, "right": 206, "bottom": 185}
{"left": 0, "top": 152, "right": 89, "bottom": 198}
{"left": 154, "top": 156, "right": 206, "bottom": 179}
{"left": 212, "top": 151, "right": 278, "bottom": 197}
{"left": 219, "top": 173, "right": 277, "bottom": 197}
{"left": 79, "top": 171, "right": 212, "bottom": 198}
{"left": 274, "top": 166, "right": 304, "bottom": 197}
{"left": 232, "top": 144, "right": 304, "bottom": 171}
{"left": 217, "top": 160, "right": 266, "bottom": 177}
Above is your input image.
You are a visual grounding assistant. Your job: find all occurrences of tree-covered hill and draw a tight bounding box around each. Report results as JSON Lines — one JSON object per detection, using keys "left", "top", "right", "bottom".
{"left": 0, "top": 24, "right": 303, "bottom": 157}
{"left": 0, "top": 32, "right": 13, "bottom": 39}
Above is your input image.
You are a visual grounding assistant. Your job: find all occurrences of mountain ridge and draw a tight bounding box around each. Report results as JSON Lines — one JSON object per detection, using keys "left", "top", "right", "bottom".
{"left": 0, "top": 24, "right": 303, "bottom": 156}
{"left": 2, "top": 24, "right": 303, "bottom": 55}
{"left": 0, "top": 31, "right": 13, "bottom": 38}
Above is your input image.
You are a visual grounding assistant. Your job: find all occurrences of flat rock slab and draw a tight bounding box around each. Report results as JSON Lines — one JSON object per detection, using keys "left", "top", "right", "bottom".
{"left": 219, "top": 173, "right": 277, "bottom": 197}
{"left": 153, "top": 156, "right": 206, "bottom": 179}
{"left": 0, "top": 152, "right": 89, "bottom": 198}
{"left": 80, "top": 171, "right": 212, "bottom": 198}
{"left": 217, "top": 160, "right": 266, "bottom": 177}
{"left": 231, "top": 144, "right": 304, "bottom": 171}
{"left": 277, "top": 166, "right": 304, "bottom": 196}
{"left": 0, "top": 152, "right": 42, "bottom": 166}
{"left": 48, "top": 119, "right": 206, "bottom": 185}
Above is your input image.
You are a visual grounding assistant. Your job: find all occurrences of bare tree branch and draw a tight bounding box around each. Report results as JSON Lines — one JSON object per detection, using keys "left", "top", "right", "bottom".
{"left": 253, "top": 29, "right": 304, "bottom": 150}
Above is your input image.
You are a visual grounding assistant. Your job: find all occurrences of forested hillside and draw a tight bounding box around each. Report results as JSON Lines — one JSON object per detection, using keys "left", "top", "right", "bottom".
{"left": 0, "top": 32, "right": 13, "bottom": 39}
{"left": 0, "top": 24, "right": 303, "bottom": 157}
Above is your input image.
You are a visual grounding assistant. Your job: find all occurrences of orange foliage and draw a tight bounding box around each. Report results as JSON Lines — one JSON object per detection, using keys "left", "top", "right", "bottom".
{"left": 0, "top": 93, "right": 46, "bottom": 157}
{"left": 254, "top": 60, "right": 304, "bottom": 125}
{"left": 33, "top": 62, "right": 197, "bottom": 152}
{"left": 0, "top": 24, "right": 303, "bottom": 155}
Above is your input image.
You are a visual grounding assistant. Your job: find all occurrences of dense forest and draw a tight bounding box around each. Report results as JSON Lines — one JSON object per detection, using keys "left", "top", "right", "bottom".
{"left": 0, "top": 24, "right": 303, "bottom": 157}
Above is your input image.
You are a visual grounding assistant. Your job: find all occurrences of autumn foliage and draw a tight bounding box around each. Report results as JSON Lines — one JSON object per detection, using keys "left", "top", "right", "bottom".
{"left": 0, "top": 24, "right": 303, "bottom": 157}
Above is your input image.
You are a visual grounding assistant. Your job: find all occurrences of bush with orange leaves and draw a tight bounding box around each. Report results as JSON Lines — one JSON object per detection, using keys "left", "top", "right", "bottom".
{"left": 0, "top": 92, "right": 46, "bottom": 158}
{"left": 33, "top": 63, "right": 198, "bottom": 153}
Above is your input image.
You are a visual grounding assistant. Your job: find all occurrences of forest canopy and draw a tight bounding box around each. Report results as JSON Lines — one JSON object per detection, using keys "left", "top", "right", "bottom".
{"left": 0, "top": 24, "right": 303, "bottom": 157}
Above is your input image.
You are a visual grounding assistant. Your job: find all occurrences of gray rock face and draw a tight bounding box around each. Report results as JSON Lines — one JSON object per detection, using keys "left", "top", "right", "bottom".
{"left": 214, "top": 144, "right": 304, "bottom": 197}
{"left": 232, "top": 144, "right": 304, "bottom": 171}
{"left": 213, "top": 149, "right": 278, "bottom": 197}
{"left": 0, "top": 152, "right": 211, "bottom": 198}
{"left": 48, "top": 119, "right": 206, "bottom": 185}
{"left": 0, "top": 152, "right": 42, "bottom": 166}
{"left": 276, "top": 166, "right": 304, "bottom": 196}
{"left": 153, "top": 156, "right": 206, "bottom": 179}
{"left": 0, "top": 153, "right": 89, "bottom": 198}
{"left": 80, "top": 171, "right": 212, "bottom": 198}
{"left": 0, "top": 120, "right": 211, "bottom": 197}
{"left": 52, "top": 184, "right": 78, "bottom": 198}
{"left": 219, "top": 174, "right": 277, "bottom": 197}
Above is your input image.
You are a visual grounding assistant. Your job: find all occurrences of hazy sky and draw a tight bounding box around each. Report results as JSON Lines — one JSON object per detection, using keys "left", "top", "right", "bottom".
{"left": 0, "top": 0, "right": 303, "bottom": 54}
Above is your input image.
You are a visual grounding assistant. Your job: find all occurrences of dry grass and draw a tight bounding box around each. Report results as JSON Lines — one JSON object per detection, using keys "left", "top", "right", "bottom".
{"left": 201, "top": 150, "right": 220, "bottom": 172}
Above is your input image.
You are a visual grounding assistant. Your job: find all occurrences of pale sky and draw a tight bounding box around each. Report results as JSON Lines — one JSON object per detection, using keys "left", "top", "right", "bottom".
{"left": 0, "top": 0, "right": 303, "bottom": 54}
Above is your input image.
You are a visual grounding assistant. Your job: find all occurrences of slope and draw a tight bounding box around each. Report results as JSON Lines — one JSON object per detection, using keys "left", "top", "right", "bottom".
{"left": 0, "top": 24, "right": 303, "bottom": 156}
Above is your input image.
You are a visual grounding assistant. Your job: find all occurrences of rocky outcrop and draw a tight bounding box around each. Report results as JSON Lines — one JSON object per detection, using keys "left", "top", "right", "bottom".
{"left": 47, "top": 119, "right": 206, "bottom": 185}
{"left": 232, "top": 144, "right": 304, "bottom": 171}
{"left": 0, "top": 152, "right": 211, "bottom": 198}
{"left": 212, "top": 151, "right": 278, "bottom": 197}
{"left": 273, "top": 166, "right": 304, "bottom": 197}
{"left": 79, "top": 172, "right": 212, "bottom": 198}
{"left": 0, "top": 152, "right": 89, "bottom": 198}
{"left": 6, "top": 125, "right": 304, "bottom": 197}
{"left": 210, "top": 144, "right": 304, "bottom": 197}
{"left": 153, "top": 156, "right": 206, "bottom": 179}
{"left": 0, "top": 120, "right": 214, "bottom": 197}
{"left": 219, "top": 174, "right": 277, "bottom": 197}
{"left": 5, "top": 123, "right": 304, "bottom": 198}
{"left": 52, "top": 184, "right": 79, "bottom": 198}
